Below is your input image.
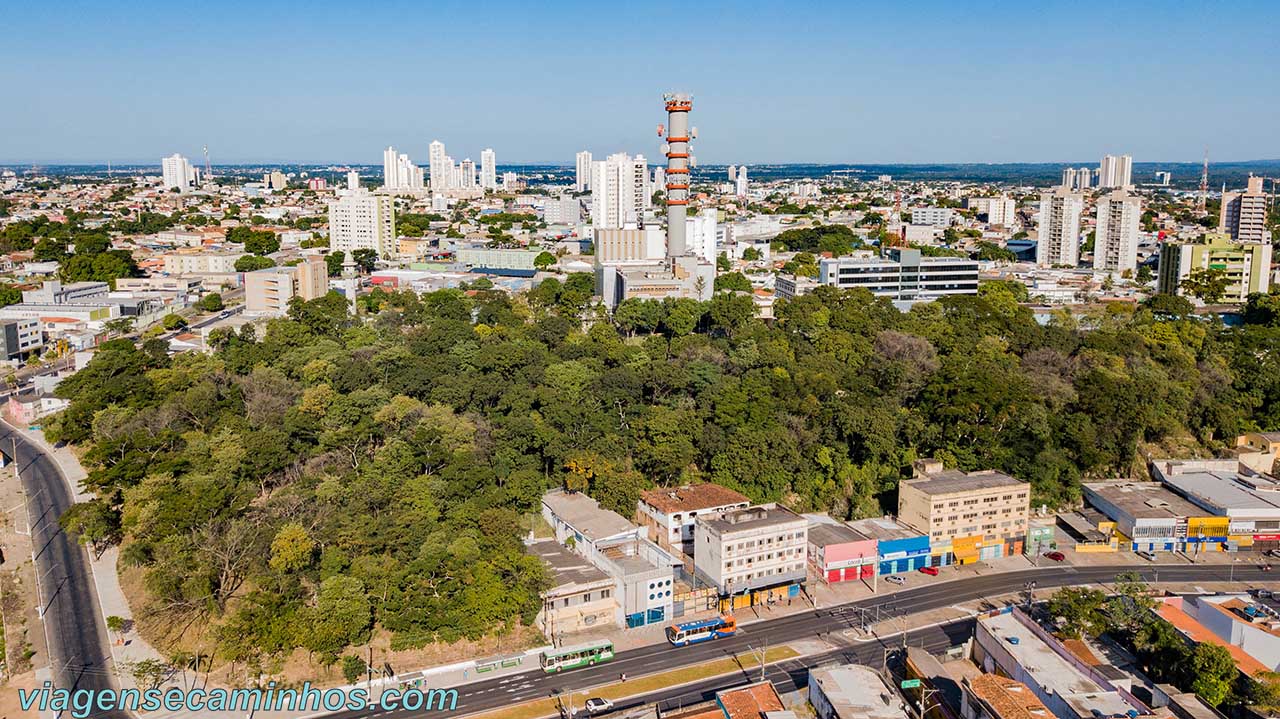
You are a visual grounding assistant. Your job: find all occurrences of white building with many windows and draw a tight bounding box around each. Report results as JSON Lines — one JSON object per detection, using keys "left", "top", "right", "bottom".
{"left": 328, "top": 189, "right": 395, "bottom": 258}
{"left": 591, "top": 153, "right": 650, "bottom": 229}
{"left": 1036, "top": 189, "right": 1083, "bottom": 267}
{"left": 161, "top": 153, "right": 198, "bottom": 191}
{"left": 693, "top": 505, "right": 808, "bottom": 595}
{"left": 1093, "top": 190, "right": 1141, "bottom": 274}
{"left": 818, "top": 248, "right": 979, "bottom": 303}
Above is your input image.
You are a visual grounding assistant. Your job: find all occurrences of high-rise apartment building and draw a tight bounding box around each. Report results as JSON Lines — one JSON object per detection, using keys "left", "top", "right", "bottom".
{"left": 327, "top": 190, "right": 395, "bottom": 258}
{"left": 1220, "top": 175, "right": 1269, "bottom": 244}
{"left": 590, "top": 153, "right": 649, "bottom": 229}
{"left": 1036, "top": 189, "right": 1083, "bottom": 267}
{"left": 502, "top": 172, "right": 518, "bottom": 192}
{"left": 480, "top": 148, "right": 497, "bottom": 190}
{"left": 459, "top": 159, "right": 477, "bottom": 189}
{"left": 727, "top": 165, "right": 737, "bottom": 182}
{"left": 1093, "top": 190, "right": 1141, "bottom": 274}
{"left": 574, "top": 150, "right": 592, "bottom": 192}
{"left": 735, "top": 166, "right": 748, "bottom": 198}
{"left": 382, "top": 147, "right": 424, "bottom": 191}
{"left": 161, "top": 153, "right": 198, "bottom": 191}
{"left": 1098, "top": 154, "right": 1133, "bottom": 189}
{"left": 346, "top": 171, "right": 360, "bottom": 190}
{"left": 428, "top": 140, "right": 449, "bottom": 191}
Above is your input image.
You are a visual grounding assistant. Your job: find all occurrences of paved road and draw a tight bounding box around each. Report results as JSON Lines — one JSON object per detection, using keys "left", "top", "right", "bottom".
{"left": 2, "top": 424, "right": 124, "bottom": 719}
{"left": 322, "top": 561, "right": 1271, "bottom": 719}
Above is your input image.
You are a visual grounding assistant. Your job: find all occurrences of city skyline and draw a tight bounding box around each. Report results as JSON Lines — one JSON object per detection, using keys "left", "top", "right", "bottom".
{"left": 3, "top": 0, "right": 1278, "bottom": 165}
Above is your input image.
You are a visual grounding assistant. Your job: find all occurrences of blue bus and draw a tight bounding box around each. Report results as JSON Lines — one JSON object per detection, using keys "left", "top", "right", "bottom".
{"left": 665, "top": 615, "right": 737, "bottom": 646}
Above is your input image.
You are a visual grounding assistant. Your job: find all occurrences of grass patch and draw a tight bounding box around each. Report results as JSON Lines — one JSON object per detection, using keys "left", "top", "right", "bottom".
{"left": 467, "top": 646, "right": 800, "bottom": 719}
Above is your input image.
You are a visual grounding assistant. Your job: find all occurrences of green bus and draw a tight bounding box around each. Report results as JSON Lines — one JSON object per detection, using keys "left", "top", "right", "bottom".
{"left": 539, "top": 640, "right": 615, "bottom": 673}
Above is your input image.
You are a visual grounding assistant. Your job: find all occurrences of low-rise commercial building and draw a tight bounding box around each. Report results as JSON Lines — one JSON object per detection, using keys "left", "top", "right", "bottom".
{"left": 693, "top": 505, "right": 807, "bottom": 605}
{"left": 1084, "top": 480, "right": 1227, "bottom": 553}
{"left": 809, "top": 665, "right": 908, "bottom": 719}
{"left": 973, "top": 610, "right": 1152, "bottom": 719}
{"left": 528, "top": 539, "right": 619, "bottom": 637}
{"left": 847, "top": 517, "right": 930, "bottom": 576}
{"left": 1151, "top": 455, "right": 1280, "bottom": 553}
{"left": 898, "top": 459, "right": 1030, "bottom": 566}
{"left": 635, "top": 484, "right": 750, "bottom": 555}
{"left": 806, "top": 518, "right": 877, "bottom": 584}
{"left": 540, "top": 490, "right": 678, "bottom": 629}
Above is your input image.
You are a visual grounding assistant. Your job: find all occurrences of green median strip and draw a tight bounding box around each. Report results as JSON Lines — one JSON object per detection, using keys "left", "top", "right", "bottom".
{"left": 466, "top": 646, "right": 801, "bottom": 719}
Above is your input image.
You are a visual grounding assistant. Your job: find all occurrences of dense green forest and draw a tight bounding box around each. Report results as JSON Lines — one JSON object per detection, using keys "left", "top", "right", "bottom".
{"left": 49, "top": 278, "right": 1280, "bottom": 670}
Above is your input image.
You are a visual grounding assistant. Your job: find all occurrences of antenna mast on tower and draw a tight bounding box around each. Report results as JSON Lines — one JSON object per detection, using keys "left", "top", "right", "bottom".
{"left": 203, "top": 145, "right": 212, "bottom": 181}
{"left": 1197, "top": 149, "right": 1209, "bottom": 213}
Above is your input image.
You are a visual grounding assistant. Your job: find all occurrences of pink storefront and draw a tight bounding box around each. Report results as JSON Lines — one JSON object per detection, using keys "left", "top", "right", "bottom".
{"left": 808, "top": 522, "right": 878, "bottom": 584}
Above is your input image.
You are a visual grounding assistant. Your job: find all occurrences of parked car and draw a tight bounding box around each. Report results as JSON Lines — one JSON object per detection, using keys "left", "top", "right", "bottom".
{"left": 1136, "top": 551, "right": 1156, "bottom": 561}
{"left": 584, "top": 698, "right": 614, "bottom": 715}
{"left": 885, "top": 575, "right": 906, "bottom": 585}
{"left": 919, "top": 566, "right": 939, "bottom": 576}
{"left": 1042, "top": 551, "right": 1065, "bottom": 562}
{"left": 1006, "top": 636, "right": 1021, "bottom": 645}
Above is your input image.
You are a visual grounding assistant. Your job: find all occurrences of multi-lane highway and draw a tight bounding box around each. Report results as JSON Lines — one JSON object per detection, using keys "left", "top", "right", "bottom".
{"left": 2, "top": 423, "right": 124, "bottom": 719}
{"left": 323, "top": 561, "right": 1271, "bottom": 719}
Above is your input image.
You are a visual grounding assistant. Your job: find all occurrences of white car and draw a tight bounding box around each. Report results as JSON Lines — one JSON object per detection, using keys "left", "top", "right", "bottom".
{"left": 885, "top": 575, "right": 906, "bottom": 585}
{"left": 584, "top": 698, "right": 614, "bottom": 715}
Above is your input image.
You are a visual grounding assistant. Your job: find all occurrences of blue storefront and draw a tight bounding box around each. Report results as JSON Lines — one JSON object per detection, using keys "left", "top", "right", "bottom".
{"left": 877, "top": 534, "right": 931, "bottom": 576}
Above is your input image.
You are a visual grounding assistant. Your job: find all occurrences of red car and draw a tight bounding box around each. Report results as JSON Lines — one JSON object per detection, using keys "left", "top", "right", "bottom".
{"left": 918, "top": 566, "right": 939, "bottom": 576}
{"left": 1043, "top": 551, "right": 1066, "bottom": 562}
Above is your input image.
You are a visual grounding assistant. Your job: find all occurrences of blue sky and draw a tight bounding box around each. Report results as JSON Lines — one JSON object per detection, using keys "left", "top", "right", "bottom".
{"left": 2, "top": 0, "right": 1277, "bottom": 165}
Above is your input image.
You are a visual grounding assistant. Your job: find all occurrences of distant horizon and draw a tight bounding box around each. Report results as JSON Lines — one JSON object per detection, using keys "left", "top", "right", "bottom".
{"left": 5, "top": 158, "right": 1280, "bottom": 169}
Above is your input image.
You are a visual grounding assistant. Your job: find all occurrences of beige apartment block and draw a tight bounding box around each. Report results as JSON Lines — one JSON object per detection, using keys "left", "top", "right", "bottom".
{"left": 898, "top": 458, "right": 1030, "bottom": 565}
{"left": 244, "top": 257, "right": 328, "bottom": 316}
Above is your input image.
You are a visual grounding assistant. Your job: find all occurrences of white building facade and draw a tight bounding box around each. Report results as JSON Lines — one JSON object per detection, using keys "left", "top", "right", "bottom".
{"left": 1036, "top": 189, "right": 1083, "bottom": 267}
{"left": 1093, "top": 190, "right": 1141, "bottom": 274}
{"left": 328, "top": 190, "right": 395, "bottom": 258}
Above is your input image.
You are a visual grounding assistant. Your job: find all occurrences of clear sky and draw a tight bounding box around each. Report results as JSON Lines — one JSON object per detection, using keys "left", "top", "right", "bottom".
{"left": 2, "top": 0, "right": 1277, "bottom": 165}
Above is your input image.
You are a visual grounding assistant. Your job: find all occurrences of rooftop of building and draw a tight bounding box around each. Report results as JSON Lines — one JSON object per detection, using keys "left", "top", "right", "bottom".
{"left": 1157, "top": 599, "right": 1268, "bottom": 676}
{"left": 697, "top": 504, "right": 805, "bottom": 535}
{"left": 715, "top": 681, "right": 786, "bottom": 719}
{"left": 1153, "top": 462, "right": 1280, "bottom": 516}
{"left": 966, "top": 674, "right": 1052, "bottom": 719}
{"left": 807, "top": 522, "right": 866, "bottom": 548}
{"left": 526, "top": 539, "right": 612, "bottom": 594}
{"left": 904, "top": 467, "right": 1026, "bottom": 497}
{"left": 542, "top": 489, "right": 638, "bottom": 543}
{"left": 809, "top": 665, "right": 907, "bottom": 719}
{"left": 978, "top": 612, "right": 1141, "bottom": 718}
{"left": 846, "top": 517, "right": 925, "bottom": 542}
{"left": 1083, "top": 480, "right": 1210, "bottom": 519}
{"left": 638, "top": 484, "right": 751, "bottom": 515}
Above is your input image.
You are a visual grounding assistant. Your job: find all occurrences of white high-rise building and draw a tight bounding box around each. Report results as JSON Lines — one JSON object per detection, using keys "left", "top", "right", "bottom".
{"left": 590, "top": 153, "right": 650, "bottom": 229}
{"left": 1093, "top": 190, "right": 1141, "bottom": 274}
{"left": 161, "top": 154, "right": 198, "bottom": 191}
{"left": 727, "top": 165, "right": 738, "bottom": 182}
{"left": 1077, "top": 167, "right": 1093, "bottom": 190}
{"left": 459, "top": 159, "right": 477, "bottom": 189}
{"left": 1061, "top": 167, "right": 1077, "bottom": 190}
{"left": 428, "top": 140, "right": 450, "bottom": 190}
{"left": 328, "top": 189, "right": 396, "bottom": 258}
{"left": 1098, "top": 154, "right": 1133, "bottom": 189}
{"left": 346, "top": 170, "right": 360, "bottom": 191}
{"left": 575, "top": 150, "right": 592, "bottom": 192}
{"left": 735, "top": 166, "right": 748, "bottom": 198}
{"left": 653, "top": 167, "right": 665, "bottom": 195}
{"left": 480, "top": 148, "right": 497, "bottom": 190}
{"left": 1036, "top": 189, "right": 1084, "bottom": 267}
{"left": 544, "top": 195, "right": 580, "bottom": 225}
{"left": 685, "top": 208, "right": 718, "bottom": 264}
{"left": 502, "top": 172, "right": 518, "bottom": 192}
{"left": 382, "top": 147, "right": 424, "bottom": 191}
